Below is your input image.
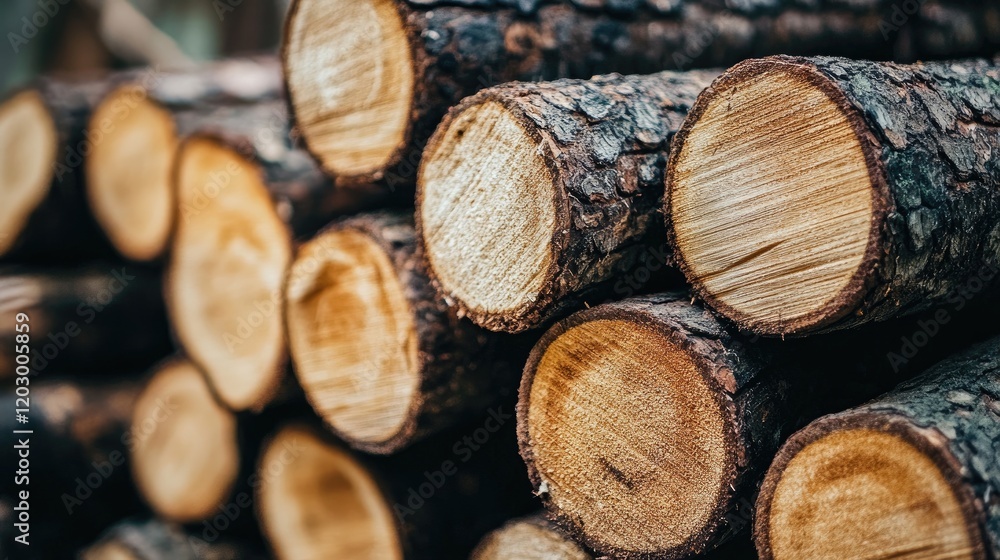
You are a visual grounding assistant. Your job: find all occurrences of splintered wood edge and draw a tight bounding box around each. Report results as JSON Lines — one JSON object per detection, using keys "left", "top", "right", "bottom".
{"left": 418, "top": 97, "right": 564, "bottom": 333}
{"left": 0, "top": 90, "right": 58, "bottom": 256}
{"left": 86, "top": 86, "right": 177, "bottom": 261}
{"left": 167, "top": 134, "right": 291, "bottom": 412}
{"left": 755, "top": 412, "right": 986, "bottom": 560}
{"left": 283, "top": 0, "right": 415, "bottom": 177}
{"left": 256, "top": 424, "right": 403, "bottom": 560}
{"left": 284, "top": 225, "right": 420, "bottom": 452}
{"left": 472, "top": 516, "right": 593, "bottom": 560}
{"left": 666, "top": 57, "right": 888, "bottom": 335}
{"left": 130, "top": 359, "right": 240, "bottom": 523}
{"left": 516, "top": 307, "right": 738, "bottom": 558}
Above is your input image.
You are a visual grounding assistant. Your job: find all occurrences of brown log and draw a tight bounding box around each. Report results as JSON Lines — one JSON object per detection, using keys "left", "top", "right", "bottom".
{"left": 0, "top": 265, "right": 172, "bottom": 379}
{"left": 754, "top": 337, "right": 1000, "bottom": 560}
{"left": 80, "top": 518, "right": 267, "bottom": 560}
{"left": 666, "top": 55, "right": 1000, "bottom": 336}
{"left": 282, "top": 0, "right": 1000, "bottom": 198}
{"left": 418, "top": 69, "right": 715, "bottom": 333}
{"left": 84, "top": 58, "right": 284, "bottom": 261}
{"left": 516, "top": 292, "right": 999, "bottom": 558}
{"left": 256, "top": 418, "right": 534, "bottom": 559}
{"left": 0, "top": 76, "right": 115, "bottom": 261}
{"left": 284, "top": 211, "right": 527, "bottom": 453}
{"left": 165, "top": 102, "right": 367, "bottom": 412}
{"left": 0, "top": 378, "right": 144, "bottom": 555}
{"left": 471, "top": 513, "right": 593, "bottom": 560}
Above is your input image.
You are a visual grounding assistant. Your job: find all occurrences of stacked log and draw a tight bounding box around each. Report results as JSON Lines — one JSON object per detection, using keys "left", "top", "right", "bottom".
{"left": 665, "top": 56, "right": 1000, "bottom": 336}
{"left": 471, "top": 514, "right": 593, "bottom": 560}
{"left": 755, "top": 337, "right": 1000, "bottom": 559}
{"left": 84, "top": 58, "right": 284, "bottom": 261}
{"left": 284, "top": 211, "right": 527, "bottom": 453}
{"left": 283, "top": 0, "right": 1000, "bottom": 198}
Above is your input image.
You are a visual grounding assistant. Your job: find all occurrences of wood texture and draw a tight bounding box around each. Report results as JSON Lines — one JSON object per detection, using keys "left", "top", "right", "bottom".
{"left": 418, "top": 70, "right": 714, "bottom": 332}
{"left": 285, "top": 211, "right": 528, "bottom": 453}
{"left": 667, "top": 55, "right": 1000, "bottom": 335}
{"left": 284, "top": 0, "right": 1000, "bottom": 197}
{"left": 84, "top": 58, "right": 284, "bottom": 262}
{"left": 755, "top": 336, "right": 1000, "bottom": 559}
{"left": 256, "top": 420, "right": 535, "bottom": 559}
{"left": 517, "top": 292, "right": 998, "bottom": 558}
{"left": 0, "top": 266, "right": 172, "bottom": 378}
{"left": 81, "top": 518, "right": 267, "bottom": 560}
{"left": 471, "top": 513, "right": 592, "bottom": 560}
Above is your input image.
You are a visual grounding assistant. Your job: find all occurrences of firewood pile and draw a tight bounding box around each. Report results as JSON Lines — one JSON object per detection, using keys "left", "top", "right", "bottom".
{"left": 1, "top": 1, "right": 999, "bottom": 559}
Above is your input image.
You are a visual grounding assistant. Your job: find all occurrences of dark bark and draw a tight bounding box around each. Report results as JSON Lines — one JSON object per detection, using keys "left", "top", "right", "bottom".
{"left": 2, "top": 77, "right": 115, "bottom": 262}
{"left": 419, "top": 70, "right": 714, "bottom": 332}
{"left": 668, "top": 55, "right": 1000, "bottom": 335}
{"left": 0, "top": 265, "right": 172, "bottom": 378}
{"left": 257, "top": 418, "right": 535, "bottom": 560}
{"left": 286, "top": 0, "right": 1000, "bottom": 196}
{"left": 81, "top": 518, "right": 268, "bottom": 560}
{"left": 517, "top": 292, "right": 1000, "bottom": 558}
{"left": 755, "top": 336, "right": 1000, "bottom": 559}
{"left": 294, "top": 212, "right": 529, "bottom": 453}
{"left": 0, "top": 378, "right": 144, "bottom": 558}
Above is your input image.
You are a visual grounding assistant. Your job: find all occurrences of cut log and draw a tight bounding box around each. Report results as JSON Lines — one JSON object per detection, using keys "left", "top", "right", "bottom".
{"left": 81, "top": 518, "right": 267, "bottom": 560}
{"left": 517, "top": 292, "right": 998, "bottom": 558}
{"left": 471, "top": 513, "right": 592, "bottom": 560}
{"left": 0, "top": 266, "right": 172, "bottom": 378}
{"left": 284, "top": 211, "right": 526, "bottom": 453}
{"left": 166, "top": 104, "right": 364, "bottom": 412}
{"left": 84, "top": 58, "right": 284, "bottom": 261}
{"left": 418, "top": 70, "right": 715, "bottom": 332}
{"left": 129, "top": 359, "right": 240, "bottom": 523}
{"left": 0, "top": 378, "right": 144, "bottom": 554}
{"left": 256, "top": 419, "right": 534, "bottom": 559}
{"left": 282, "top": 0, "right": 999, "bottom": 195}
{"left": 755, "top": 337, "right": 1000, "bottom": 560}
{"left": 666, "top": 55, "right": 1000, "bottom": 336}
{"left": 0, "top": 77, "right": 114, "bottom": 261}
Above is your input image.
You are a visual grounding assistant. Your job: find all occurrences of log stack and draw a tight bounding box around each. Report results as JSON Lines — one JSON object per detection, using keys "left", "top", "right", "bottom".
{"left": 3, "top": 3, "right": 1000, "bottom": 560}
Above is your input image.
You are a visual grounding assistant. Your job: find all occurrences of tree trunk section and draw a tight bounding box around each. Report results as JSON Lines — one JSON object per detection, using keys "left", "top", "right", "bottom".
{"left": 471, "top": 513, "right": 593, "bottom": 560}
{"left": 81, "top": 518, "right": 268, "bottom": 560}
{"left": 418, "top": 69, "right": 715, "bottom": 332}
{"left": 755, "top": 336, "right": 1000, "bottom": 559}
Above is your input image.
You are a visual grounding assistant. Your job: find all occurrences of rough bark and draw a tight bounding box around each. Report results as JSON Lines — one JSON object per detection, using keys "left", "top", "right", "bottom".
{"left": 667, "top": 55, "right": 1000, "bottom": 335}
{"left": 517, "top": 292, "right": 1000, "bottom": 558}
{"left": 285, "top": 0, "right": 1000, "bottom": 195}
{"left": 1, "top": 77, "right": 115, "bottom": 262}
{"left": 291, "top": 212, "right": 529, "bottom": 453}
{"left": 755, "top": 336, "right": 1000, "bottom": 559}
{"left": 0, "top": 266, "right": 172, "bottom": 378}
{"left": 0, "top": 379, "right": 145, "bottom": 557}
{"left": 81, "top": 518, "right": 268, "bottom": 560}
{"left": 418, "top": 70, "right": 715, "bottom": 332}
{"left": 256, "top": 418, "right": 535, "bottom": 560}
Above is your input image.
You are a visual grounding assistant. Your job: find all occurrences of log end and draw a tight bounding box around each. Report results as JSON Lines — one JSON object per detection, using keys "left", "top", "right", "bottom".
{"left": 755, "top": 413, "right": 985, "bottom": 560}
{"left": 257, "top": 425, "right": 403, "bottom": 560}
{"left": 285, "top": 225, "right": 419, "bottom": 453}
{"left": 519, "top": 310, "right": 736, "bottom": 558}
{"left": 471, "top": 515, "right": 592, "bottom": 560}
{"left": 666, "top": 57, "right": 886, "bottom": 336}
{"left": 86, "top": 86, "right": 177, "bottom": 261}
{"left": 131, "top": 359, "right": 240, "bottom": 523}
{"left": 419, "top": 99, "right": 560, "bottom": 333}
{"left": 167, "top": 134, "right": 291, "bottom": 412}
{"left": 0, "top": 90, "right": 58, "bottom": 256}
{"left": 283, "top": 0, "right": 414, "bottom": 177}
